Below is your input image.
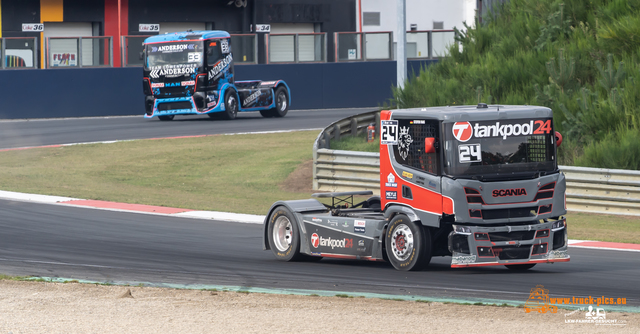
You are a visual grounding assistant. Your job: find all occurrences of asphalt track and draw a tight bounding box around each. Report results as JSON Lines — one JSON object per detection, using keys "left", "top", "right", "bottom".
{"left": 0, "top": 108, "right": 371, "bottom": 150}
{"left": 0, "top": 199, "right": 638, "bottom": 309}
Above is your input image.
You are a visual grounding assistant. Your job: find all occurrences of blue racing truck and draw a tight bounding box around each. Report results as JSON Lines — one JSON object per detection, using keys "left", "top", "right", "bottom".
{"left": 142, "top": 30, "right": 291, "bottom": 121}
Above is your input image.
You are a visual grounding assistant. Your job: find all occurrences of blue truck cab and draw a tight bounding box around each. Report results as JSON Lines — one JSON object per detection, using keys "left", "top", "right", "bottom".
{"left": 142, "top": 30, "right": 291, "bottom": 121}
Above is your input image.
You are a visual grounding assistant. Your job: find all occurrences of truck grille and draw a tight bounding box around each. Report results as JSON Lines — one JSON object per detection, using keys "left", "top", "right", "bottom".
{"left": 157, "top": 101, "right": 192, "bottom": 111}
{"left": 481, "top": 206, "right": 538, "bottom": 220}
{"left": 489, "top": 231, "right": 535, "bottom": 241}
{"left": 496, "top": 246, "right": 531, "bottom": 260}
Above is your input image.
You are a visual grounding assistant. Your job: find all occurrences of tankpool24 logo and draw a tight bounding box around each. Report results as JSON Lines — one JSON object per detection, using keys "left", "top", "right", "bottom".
{"left": 452, "top": 119, "right": 553, "bottom": 142}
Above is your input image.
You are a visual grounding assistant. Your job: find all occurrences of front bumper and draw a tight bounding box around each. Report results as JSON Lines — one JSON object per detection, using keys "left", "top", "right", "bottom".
{"left": 448, "top": 218, "right": 569, "bottom": 268}
{"left": 144, "top": 96, "right": 224, "bottom": 118}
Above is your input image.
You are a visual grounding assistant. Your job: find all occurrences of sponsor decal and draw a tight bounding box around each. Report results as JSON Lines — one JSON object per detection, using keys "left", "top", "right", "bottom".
{"left": 492, "top": 188, "right": 527, "bottom": 197}
{"left": 398, "top": 126, "right": 413, "bottom": 160}
{"left": 428, "top": 181, "right": 437, "bottom": 188}
{"left": 181, "top": 81, "right": 195, "bottom": 86}
{"left": 402, "top": 171, "right": 413, "bottom": 179}
{"left": 474, "top": 120, "right": 552, "bottom": 140}
{"left": 458, "top": 143, "right": 482, "bottom": 163}
{"left": 451, "top": 255, "right": 476, "bottom": 264}
{"left": 342, "top": 222, "right": 349, "bottom": 228}
{"left": 354, "top": 220, "right": 366, "bottom": 233}
{"left": 452, "top": 119, "right": 554, "bottom": 142}
{"left": 22, "top": 23, "right": 44, "bottom": 32}
{"left": 313, "top": 236, "right": 353, "bottom": 249}
{"left": 243, "top": 90, "right": 261, "bottom": 107}
{"left": 358, "top": 240, "right": 365, "bottom": 247}
{"left": 260, "top": 81, "right": 277, "bottom": 86}
{"left": 452, "top": 121, "right": 473, "bottom": 142}
{"left": 208, "top": 54, "right": 233, "bottom": 80}
{"left": 381, "top": 120, "right": 398, "bottom": 145}
{"left": 410, "top": 120, "right": 425, "bottom": 124}
{"left": 149, "top": 63, "right": 198, "bottom": 79}
{"left": 328, "top": 220, "right": 338, "bottom": 227}
{"left": 386, "top": 191, "right": 397, "bottom": 200}
{"left": 207, "top": 101, "right": 216, "bottom": 108}
{"left": 546, "top": 249, "right": 568, "bottom": 260}
{"left": 385, "top": 173, "right": 397, "bottom": 188}
{"left": 312, "top": 218, "right": 322, "bottom": 223}
{"left": 152, "top": 44, "right": 195, "bottom": 53}
{"left": 151, "top": 82, "right": 164, "bottom": 88}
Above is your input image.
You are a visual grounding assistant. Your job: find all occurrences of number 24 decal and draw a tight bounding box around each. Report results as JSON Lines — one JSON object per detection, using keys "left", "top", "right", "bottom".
{"left": 534, "top": 120, "right": 552, "bottom": 134}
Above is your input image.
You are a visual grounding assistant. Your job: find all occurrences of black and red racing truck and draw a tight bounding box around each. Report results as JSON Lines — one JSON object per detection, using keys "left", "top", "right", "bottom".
{"left": 142, "top": 30, "right": 290, "bottom": 121}
{"left": 263, "top": 104, "right": 569, "bottom": 271}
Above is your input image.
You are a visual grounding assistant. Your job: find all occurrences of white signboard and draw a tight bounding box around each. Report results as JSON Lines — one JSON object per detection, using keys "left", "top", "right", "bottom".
{"left": 381, "top": 120, "right": 398, "bottom": 145}
{"left": 255, "top": 24, "right": 271, "bottom": 33}
{"left": 348, "top": 49, "right": 356, "bottom": 60}
{"left": 22, "top": 23, "right": 44, "bottom": 32}
{"left": 51, "top": 53, "right": 77, "bottom": 67}
{"left": 139, "top": 24, "right": 160, "bottom": 32}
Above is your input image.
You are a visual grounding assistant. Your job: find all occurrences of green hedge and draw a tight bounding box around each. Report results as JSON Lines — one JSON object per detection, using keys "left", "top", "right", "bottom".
{"left": 393, "top": 0, "right": 640, "bottom": 169}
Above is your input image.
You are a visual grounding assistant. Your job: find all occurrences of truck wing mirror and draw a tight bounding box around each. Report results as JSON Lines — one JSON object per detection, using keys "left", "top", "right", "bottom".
{"left": 425, "top": 137, "right": 436, "bottom": 153}
{"left": 139, "top": 52, "right": 144, "bottom": 61}
{"left": 555, "top": 131, "right": 563, "bottom": 147}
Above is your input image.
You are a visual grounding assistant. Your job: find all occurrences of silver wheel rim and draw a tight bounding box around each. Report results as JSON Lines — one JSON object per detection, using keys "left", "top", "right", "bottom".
{"left": 273, "top": 216, "right": 293, "bottom": 252}
{"left": 278, "top": 92, "right": 287, "bottom": 111}
{"left": 227, "top": 95, "right": 237, "bottom": 116}
{"left": 390, "top": 224, "right": 414, "bottom": 261}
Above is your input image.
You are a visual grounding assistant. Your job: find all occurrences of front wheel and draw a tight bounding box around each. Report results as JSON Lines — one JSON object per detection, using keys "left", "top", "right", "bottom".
{"left": 267, "top": 206, "right": 302, "bottom": 261}
{"left": 222, "top": 90, "right": 238, "bottom": 120}
{"left": 385, "top": 215, "right": 431, "bottom": 271}
{"left": 270, "top": 86, "right": 289, "bottom": 118}
{"left": 158, "top": 115, "right": 174, "bottom": 121}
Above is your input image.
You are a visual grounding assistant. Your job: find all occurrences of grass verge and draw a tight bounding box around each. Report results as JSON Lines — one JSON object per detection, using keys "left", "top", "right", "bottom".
{"left": 0, "top": 131, "right": 319, "bottom": 215}
{"left": 0, "top": 130, "right": 638, "bottom": 243}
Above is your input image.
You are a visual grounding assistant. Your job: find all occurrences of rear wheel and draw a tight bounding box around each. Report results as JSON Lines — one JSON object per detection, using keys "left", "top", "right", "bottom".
{"left": 270, "top": 86, "right": 289, "bottom": 118}
{"left": 385, "top": 215, "right": 431, "bottom": 271}
{"left": 267, "top": 206, "right": 302, "bottom": 261}
{"left": 505, "top": 264, "right": 536, "bottom": 271}
{"left": 158, "top": 115, "right": 174, "bottom": 121}
{"left": 222, "top": 90, "right": 238, "bottom": 120}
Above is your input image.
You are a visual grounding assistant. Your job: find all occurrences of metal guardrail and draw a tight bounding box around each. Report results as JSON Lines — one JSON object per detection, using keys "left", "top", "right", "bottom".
{"left": 312, "top": 111, "right": 640, "bottom": 216}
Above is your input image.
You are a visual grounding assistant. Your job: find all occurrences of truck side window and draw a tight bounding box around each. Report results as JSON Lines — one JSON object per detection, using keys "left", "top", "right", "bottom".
{"left": 393, "top": 119, "right": 440, "bottom": 175}
{"left": 206, "top": 40, "right": 223, "bottom": 65}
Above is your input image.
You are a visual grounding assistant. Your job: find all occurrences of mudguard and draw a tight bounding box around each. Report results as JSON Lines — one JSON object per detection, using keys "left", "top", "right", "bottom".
{"left": 263, "top": 199, "right": 328, "bottom": 250}
{"left": 383, "top": 203, "right": 441, "bottom": 228}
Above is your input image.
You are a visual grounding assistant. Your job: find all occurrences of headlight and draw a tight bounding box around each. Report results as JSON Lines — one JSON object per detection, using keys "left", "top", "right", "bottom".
{"left": 453, "top": 225, "right": 472, "bottom": 235}
{"left": 552, "top": 220, "right": 566, "bottom": 230}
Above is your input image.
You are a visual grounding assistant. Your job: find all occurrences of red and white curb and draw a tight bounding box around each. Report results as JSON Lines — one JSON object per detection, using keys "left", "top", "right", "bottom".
{"left": 1, "top": 189, "right": 639, "bottom": 252}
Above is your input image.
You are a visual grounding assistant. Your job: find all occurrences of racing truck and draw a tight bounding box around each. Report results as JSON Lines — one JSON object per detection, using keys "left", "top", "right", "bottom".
{"left": 263, "top": 104, "right": 570, "bottom": 271}
{"left": 142, "top": 30, "right": 291, "bottom": 121}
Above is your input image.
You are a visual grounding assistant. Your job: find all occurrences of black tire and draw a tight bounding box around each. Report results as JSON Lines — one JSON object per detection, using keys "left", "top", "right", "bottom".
{"left": 267, "top": 206, "right": 302, "bottom": 261}
{"left": 385, "top": 215, "right": 431, "bottom": 271}
{"left": 270, "top": 86, "right": 289, "bottom": 118}
{"left": 222, "top": 90, "right": 238, "bottom": 120}
{"left": 158, "top": 115, "right": 174, "bottom": 121}
{"left": 259, "top": 110, "right": 275, "bottom": 118}
{"left": 505, "top": 264, "right": 536, "bottom": 271}
{"left": 363, "top": 197, "right": 381, "bottom": 210}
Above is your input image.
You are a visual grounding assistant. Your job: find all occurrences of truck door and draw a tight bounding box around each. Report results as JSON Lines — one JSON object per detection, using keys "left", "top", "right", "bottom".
{"left": 205, "top": 38, "right": 234, "bottom": 91}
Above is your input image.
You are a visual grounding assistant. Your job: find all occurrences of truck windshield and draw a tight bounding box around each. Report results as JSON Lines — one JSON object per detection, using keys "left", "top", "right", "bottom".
{"left": 145, "top": 41, "right": 203, "bottom": 68}
{"left": 443, "top": 118, "right": 557, "bottom": 179}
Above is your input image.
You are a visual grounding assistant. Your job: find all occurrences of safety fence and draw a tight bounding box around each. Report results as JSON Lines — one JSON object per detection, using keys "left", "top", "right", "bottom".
{"left": 312, "top": 111, "right": 640, "bottom": 216}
